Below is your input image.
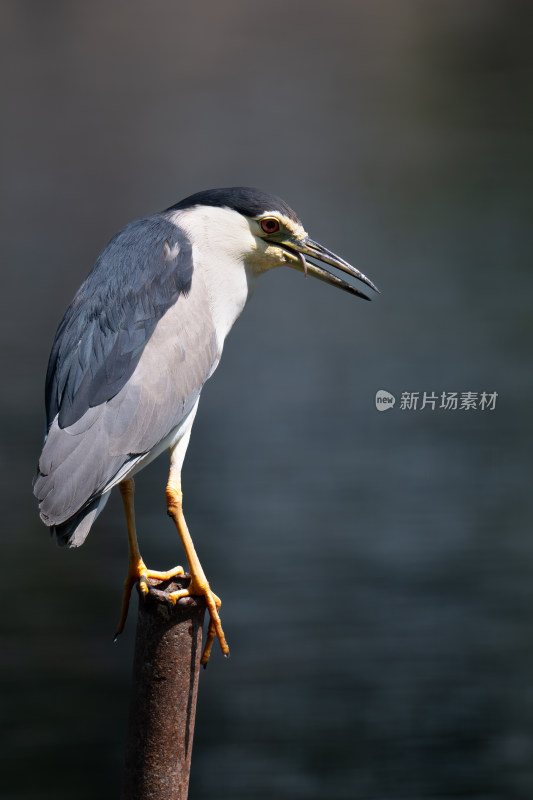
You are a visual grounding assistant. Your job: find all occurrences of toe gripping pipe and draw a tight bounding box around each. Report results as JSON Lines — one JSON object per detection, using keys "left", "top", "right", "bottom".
{"left": 121, "top": 576, "right": 206, "bottom": 800}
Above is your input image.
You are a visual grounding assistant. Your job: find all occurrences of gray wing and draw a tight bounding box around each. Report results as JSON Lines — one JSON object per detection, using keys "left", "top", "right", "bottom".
{"left": 44, "top": 215, "right": 194, "bottom": 430}
{"left": 34, "top": 215, "right": 219, "bottom": 540}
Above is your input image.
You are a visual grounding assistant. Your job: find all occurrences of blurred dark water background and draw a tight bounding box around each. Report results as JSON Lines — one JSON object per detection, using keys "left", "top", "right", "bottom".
{"left": 1, "top": 1, "right": 532, "bottom": 798}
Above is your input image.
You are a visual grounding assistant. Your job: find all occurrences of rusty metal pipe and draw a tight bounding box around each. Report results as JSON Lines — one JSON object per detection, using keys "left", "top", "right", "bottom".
{"left": 121, "top": 576, "right": 206, "bottom": 800}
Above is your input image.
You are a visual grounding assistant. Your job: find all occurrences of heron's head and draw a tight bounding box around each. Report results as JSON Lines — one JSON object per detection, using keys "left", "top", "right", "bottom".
{"left": 168, "top": 187, "right": 378, "bottom": 301}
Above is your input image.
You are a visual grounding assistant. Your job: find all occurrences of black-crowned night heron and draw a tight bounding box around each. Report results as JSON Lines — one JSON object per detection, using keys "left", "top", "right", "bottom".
{"left": 33, "top": 187, "right": 378, "bottom": 664}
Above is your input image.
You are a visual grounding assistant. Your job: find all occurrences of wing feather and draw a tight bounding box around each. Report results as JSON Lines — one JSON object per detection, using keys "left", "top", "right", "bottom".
{"left": 34, "top": 216, "right": 218, "bottom": 531}
{"left": 44, "top": 215, "right": 194, "bottom": 431}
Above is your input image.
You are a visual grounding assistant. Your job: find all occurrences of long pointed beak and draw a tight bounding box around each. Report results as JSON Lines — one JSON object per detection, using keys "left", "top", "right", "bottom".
{"left": 280, "top": 237, "right": 379, "bottom": 301}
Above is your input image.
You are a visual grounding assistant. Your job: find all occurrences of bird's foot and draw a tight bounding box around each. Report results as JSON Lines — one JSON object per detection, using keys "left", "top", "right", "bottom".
{"left": 169, "top": 576, "right": 229, "bottom": 666}
{"left": 114, "top": 558, "right": 184, "bottom": 640}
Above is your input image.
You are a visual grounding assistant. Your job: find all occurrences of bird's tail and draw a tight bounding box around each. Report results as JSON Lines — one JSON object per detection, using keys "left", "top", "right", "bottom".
{"left": 51, "top": 494, "right": 110, "bottom": 548}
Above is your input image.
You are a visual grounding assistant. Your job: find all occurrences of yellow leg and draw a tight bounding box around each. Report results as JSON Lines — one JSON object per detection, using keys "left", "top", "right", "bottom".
{"left": 114, "top": 478, "right": 184, "bottom": 640}
{"left": 166, "top": 474, "right": 229, "bottom": 666}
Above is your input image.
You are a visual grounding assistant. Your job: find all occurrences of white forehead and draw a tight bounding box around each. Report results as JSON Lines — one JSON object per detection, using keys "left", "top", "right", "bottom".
{"left": 259, "top": 211, "right": 307, "bottom": 241}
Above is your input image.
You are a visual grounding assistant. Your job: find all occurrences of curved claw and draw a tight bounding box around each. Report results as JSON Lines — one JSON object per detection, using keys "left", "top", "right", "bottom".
{"left": 202, "top": 617, "right": 231, "bottom": 667}
{"left": 169, "top": 581, "right": 229, "bottom": 665}
{"left": 114, "top": 561, "right": 184, "bottom": 640}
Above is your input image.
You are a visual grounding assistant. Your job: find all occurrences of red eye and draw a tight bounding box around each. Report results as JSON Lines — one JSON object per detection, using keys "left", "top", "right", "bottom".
{"left": 260, "top": 217, "right": 280, "bottom": 234}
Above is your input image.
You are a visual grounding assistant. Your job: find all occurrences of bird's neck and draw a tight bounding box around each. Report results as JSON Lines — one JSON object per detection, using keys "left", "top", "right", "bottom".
{"left": 169, "top": 207, "right": 259, "bottom": 347}
{"left": 198, "top": 249, "right": 257, "bottom": 346}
